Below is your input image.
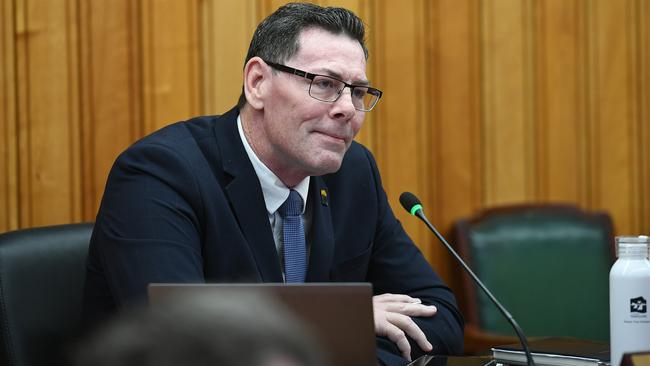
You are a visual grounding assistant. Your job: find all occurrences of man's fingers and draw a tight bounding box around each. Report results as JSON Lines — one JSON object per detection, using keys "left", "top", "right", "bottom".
{"left": 372, "top": 293, "right": 437, "bottom": 360}
{"left": 373, "top": 293, "right": 421, "bottom": 304}
{"left": 383, "top": 302, "right": 437, "bottom": 317}
{"left": 381, "top": 321, "right": 412, "bottom": 361}
{"left": 386, "top": 312, "right": 433, "bottom": 353}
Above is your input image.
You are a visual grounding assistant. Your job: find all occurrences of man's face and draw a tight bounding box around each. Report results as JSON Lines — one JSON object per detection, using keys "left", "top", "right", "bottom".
{"left": 260, "top": 28, "right": 368, "bottom": 182}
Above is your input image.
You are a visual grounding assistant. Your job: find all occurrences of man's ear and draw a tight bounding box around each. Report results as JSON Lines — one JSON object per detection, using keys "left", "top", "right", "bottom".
{"left": 243, "top": 57, "right": 270, "bottom": 110}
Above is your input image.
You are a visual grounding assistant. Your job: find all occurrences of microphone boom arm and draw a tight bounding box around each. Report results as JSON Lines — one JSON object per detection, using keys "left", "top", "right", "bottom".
{"left": 409, "top": 205, "right": 536, "bottom": 366}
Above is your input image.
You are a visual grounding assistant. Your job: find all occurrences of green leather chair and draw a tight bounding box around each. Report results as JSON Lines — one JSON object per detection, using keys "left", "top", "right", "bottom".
{"left": 452, "top": 204, "right": 614, "bottom": 354}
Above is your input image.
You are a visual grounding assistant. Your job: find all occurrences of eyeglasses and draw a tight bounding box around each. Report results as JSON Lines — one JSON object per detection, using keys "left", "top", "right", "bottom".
{"left": 264, "top": 60, "right": 383, "bottom": 112}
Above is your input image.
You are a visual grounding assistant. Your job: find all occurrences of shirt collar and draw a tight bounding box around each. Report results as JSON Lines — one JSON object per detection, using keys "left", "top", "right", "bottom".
{"left": 237, "top": 115, "right": 310, "bottom": 215}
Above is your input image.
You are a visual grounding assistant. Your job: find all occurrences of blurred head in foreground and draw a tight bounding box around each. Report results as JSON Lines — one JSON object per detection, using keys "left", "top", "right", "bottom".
{"left": 74, "top": 292, "right": 324, "bottom": 366}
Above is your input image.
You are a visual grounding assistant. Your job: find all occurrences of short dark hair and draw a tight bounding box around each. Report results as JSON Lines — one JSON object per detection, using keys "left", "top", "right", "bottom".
{"left": 237, "top": 2, "right": 368, "bottom": 109}
{"left": 74, "top": 293, "right": 324, "bottom": 366}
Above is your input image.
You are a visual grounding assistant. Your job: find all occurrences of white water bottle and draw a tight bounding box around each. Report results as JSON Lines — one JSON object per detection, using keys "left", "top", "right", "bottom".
{"left": 609, "top": 235, "right": 650, "bottom": 366}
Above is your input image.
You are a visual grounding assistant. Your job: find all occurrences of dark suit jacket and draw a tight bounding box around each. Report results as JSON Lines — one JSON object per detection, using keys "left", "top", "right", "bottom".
{"left": 83, "top": 107, "right": 463, "bottom": 365}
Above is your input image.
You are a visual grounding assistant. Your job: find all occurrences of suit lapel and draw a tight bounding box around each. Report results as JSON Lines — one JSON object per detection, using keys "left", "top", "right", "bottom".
{"left": 213, "top": 108, "right": 283, "bottom": 282}
{"left": 306, "top": 177, "right": 335, "bottom": 281}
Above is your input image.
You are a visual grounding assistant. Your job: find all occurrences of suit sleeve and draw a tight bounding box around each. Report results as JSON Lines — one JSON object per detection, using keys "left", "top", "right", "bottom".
{"left": 90, "top": 140, "right": 205, "bottom": 306}
{"left": 362, "top": 149, "right": 464, "bottom": 364}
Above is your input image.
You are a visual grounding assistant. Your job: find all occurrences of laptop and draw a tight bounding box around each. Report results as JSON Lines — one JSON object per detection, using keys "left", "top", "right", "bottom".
{"left": 148, "top": 283, "right": 377, "bottom": 366}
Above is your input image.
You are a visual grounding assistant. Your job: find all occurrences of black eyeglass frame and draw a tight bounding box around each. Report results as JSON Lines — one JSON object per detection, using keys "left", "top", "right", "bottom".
{"left": 263, "top": 60, "right": 383, "bottom": 112}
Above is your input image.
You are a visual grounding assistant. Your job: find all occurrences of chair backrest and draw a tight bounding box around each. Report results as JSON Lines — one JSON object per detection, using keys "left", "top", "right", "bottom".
{"left": 0, "top": 223, "right": 93, "bottom": 366}
{"left": 453, "top": 204, "right": 614, "bottom": 341}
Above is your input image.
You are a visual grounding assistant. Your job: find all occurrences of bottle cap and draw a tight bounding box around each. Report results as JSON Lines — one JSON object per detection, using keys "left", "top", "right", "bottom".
{"left": 616, "top": 235, "right": 649, "bottom": 244}
{"left": 616, "top": 235, "right": 649, "bottom": 257}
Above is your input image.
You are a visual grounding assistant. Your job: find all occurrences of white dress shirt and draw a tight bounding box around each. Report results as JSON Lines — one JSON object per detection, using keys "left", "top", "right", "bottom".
{"left": 237, "top": 115, "right": 312, "bottom": 276}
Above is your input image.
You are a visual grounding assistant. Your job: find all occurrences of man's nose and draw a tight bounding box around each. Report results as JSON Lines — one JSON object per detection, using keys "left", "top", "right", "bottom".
{"left": 332, "top": 87, "right": 357, "bottom": 116}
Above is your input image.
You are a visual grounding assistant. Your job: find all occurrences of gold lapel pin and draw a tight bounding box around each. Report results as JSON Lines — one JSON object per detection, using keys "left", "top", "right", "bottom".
{"left": 320, "top": 189, "right": 328, "bottom": 206}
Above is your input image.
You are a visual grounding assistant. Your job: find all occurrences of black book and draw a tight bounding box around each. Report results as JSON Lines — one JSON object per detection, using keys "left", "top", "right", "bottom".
{"left": 491, "top": 337, "right": 610, "bottom": 366}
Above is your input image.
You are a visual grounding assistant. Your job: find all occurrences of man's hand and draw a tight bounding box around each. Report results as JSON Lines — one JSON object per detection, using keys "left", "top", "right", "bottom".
{"left": 373, "top": 293, "right": 437, "bottom": 361}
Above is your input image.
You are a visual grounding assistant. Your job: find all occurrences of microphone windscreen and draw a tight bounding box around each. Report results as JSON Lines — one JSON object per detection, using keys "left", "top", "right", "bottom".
{"left": 399, "top": 192, "right": 421, "bottom": 214}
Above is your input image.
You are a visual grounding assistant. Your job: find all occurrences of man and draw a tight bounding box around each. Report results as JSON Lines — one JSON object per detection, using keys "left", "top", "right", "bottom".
{"left": 83, "top": 3, "right": 463, "bottom": 365}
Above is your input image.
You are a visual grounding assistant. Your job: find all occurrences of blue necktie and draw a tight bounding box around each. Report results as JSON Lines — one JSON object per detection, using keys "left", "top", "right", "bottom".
{"left": 279, "top": 190, "right": 307, "bottom": 283}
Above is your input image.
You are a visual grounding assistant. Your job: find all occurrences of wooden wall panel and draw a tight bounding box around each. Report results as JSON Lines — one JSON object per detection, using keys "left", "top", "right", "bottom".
{"left": 535, "top": 0, "right": 586, "bottom": 203}
{"left": 431, "top": 0, "right": 482, "bottom": 234}
{"left": 371, "top": 0, "right": 433, "bottom": 259}
{"left": 0, "top": 0, "right": 205, "bottom": 228}
{"left": 15, "top": 0, "right": 83, "bottom": 227}
{"left": 428, "top": 0, "right": 482, "bottom": 282}
{"left": 141, "top": 0, "right": 201, "bottom": 132}
{"left": 200, "top": 0, "right": 258, "bottom": 114}
{"left": 587, "top": 0, "right": 639, "bottom": 234}
{"left": 78, "top": 0, "right": 146, "bottom": 218}
{"left": 482, "top": 0, "right": 536, "bottom": 206}
{"left": 640, "top": 0, "right": 650, "bottom": 232}
{"left": 1, "top": 0, "right": 18, "bottom": 232}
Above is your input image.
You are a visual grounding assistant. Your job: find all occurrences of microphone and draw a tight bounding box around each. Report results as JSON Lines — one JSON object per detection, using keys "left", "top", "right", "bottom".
{"left": 399, "top": 192, "right": 536, "bottom": 366}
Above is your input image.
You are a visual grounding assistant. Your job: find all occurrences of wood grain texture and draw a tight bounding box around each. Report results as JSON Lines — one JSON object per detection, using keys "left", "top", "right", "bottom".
{"left": 370, "top": 0, "right": 433, "bottom": 260}
{"left": 482, "top": 0, "right": 535, "bottom": 206}
{"left": 141, "top": 0, "right": 201, "bottom": 133}
{"left": 1, "top": 0, "right": 18, "bottom": 232}
{"left": 78, "top": 0, "right": 146, "bottom": 218}
{"left": 639, "top": 0, "right": 650, "bottom": 232}
{"left": 587, "top": 0, "right": 637, "bottom": 234}
{"left": 428, "top": 0, "right": 483, "bottom": 282}
{"left": 15, "top": 0, "right": 82, "bottom": 227}
{"left": 535, "top": 0, "right": 584, "bottom": 203}
{"left": 200, "top": 0, "right": 257, "bottom": 115}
